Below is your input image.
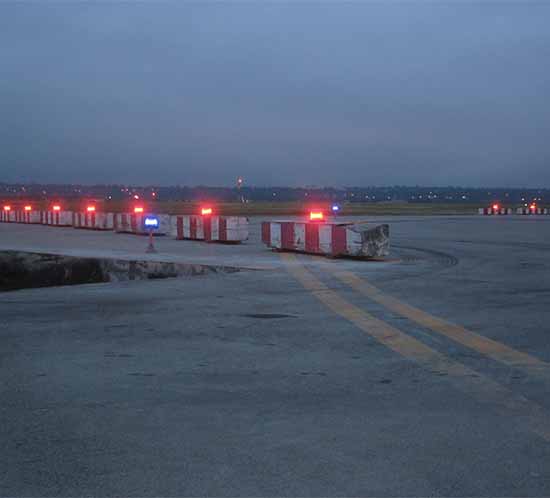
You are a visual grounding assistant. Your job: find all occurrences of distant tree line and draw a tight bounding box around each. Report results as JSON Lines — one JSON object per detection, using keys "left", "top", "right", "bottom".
{"left": 0, "top": 183, "right": 547, "bottom": 205}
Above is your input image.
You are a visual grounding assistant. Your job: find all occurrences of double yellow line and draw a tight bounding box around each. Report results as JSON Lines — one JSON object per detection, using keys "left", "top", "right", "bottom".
{"left": 281, "top": 253, "right": 550, "bottom": 442}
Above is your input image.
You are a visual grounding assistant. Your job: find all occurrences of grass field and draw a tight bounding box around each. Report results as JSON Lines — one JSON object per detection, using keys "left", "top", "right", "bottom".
{"left": 4, "top": 200, "right": 487, "bottom": 216}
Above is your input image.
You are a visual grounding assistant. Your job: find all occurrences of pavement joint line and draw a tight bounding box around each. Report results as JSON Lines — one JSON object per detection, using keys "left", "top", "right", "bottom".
{"left": 319, "top": 263, "right": 550, "bottom": 379}
{"left": 280, "top": 252, "right": 550, "bottom": 443}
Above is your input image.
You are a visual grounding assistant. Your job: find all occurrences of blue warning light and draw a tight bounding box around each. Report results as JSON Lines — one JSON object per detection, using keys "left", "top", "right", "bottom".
{"left": 143, "top": 216, "right": 159, "bottom": 230}
{"left": 331, "top": 204, "right": 341, "bottom": 212}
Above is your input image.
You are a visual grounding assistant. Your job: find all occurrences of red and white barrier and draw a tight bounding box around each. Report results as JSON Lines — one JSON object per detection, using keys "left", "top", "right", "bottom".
{"left": 114, "top": 213, "right": 170, "bottom": 235}
{"left": 478, "top": 207, "right": 512, "bottom": 215}
{"left": 72, "top": 211, "right": 115, "bottom": 230}
{"left": 0, "top": 209, "right": 16, "bottom": 223}
{"left": 41, "top": 210, "right": 73, "bottom": 227}
{"left": 14, "top": 210, "right": 41, "bottom": 224}
{"left": 516, "top": 207, "right": 548, "bottom": 215}
{"left": 170, "top": 215, "right": 248, "bottom": 243}
{"left": 261, "top": 221, "right": 389, "bottom": 258}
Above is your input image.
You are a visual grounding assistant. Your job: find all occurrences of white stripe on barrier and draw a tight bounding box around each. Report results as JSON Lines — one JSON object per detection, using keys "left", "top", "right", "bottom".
{"left": 319, "top": 224, "right": 332, "bottom": 254}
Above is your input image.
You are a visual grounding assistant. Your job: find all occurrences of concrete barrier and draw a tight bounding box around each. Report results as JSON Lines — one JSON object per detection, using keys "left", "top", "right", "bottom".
{"left": 478, "top": 207, "right": 512, "bottom": 215}
{"left": 261, "top": 221, "right": 389, "bottom": 258}
{"left": 16, "top": 210, "right": 34, "bottom": 224}
{"left": 0, "top": 209, "right": 16, "bottom": 223}
{"left": 72, "top": 211, "right": 115, "bottom": 230}
{"left": 42, "top": 210, "right": 73, "bottom": 227}
{"left": 170, "top": 215, "right": 248, "bottom": 243}
{"left": 516, "top": 207, "right": 548, "bottom": 215}
{"left": 14, "top": 210, "right": 41, "bottom": 224}
{"left": 114, "top": 213, "right": 170, "bottom": 235}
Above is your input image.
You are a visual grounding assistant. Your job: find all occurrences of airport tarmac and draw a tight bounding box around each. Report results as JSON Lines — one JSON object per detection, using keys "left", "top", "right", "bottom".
{"left": 1, "top": 215, "right": 550, "bottom": 495}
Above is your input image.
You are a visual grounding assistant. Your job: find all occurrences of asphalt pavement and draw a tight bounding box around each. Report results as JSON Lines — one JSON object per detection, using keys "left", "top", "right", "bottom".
{"left": 1, "top": 215, "right": 550, "bottom": 495}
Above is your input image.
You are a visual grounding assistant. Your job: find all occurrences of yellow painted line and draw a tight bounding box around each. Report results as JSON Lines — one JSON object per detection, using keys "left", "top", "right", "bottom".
{"left": 281, "top": 253, "right": 550, "bottom": 442}
{"left": 324, "top": 266, "right": 549, "bottom": 376}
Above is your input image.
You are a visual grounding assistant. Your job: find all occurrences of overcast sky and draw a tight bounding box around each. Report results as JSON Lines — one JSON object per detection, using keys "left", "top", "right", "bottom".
{"left": 1, "top": 2, "right": 549, "bottom": 187}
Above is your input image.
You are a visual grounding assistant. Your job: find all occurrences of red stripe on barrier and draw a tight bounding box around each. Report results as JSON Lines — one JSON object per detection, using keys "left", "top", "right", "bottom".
{"left": 176, "top": 216, "right": 183, "bottom": 239}
{"left": 219, "top": 217, "right": 227, "bottom": 241}
{"left": 305, "top": 223, "right": 320, "bottom": 253}
{"left": 131, "top": 214, "right": 137, "bottom": 232}
{"left": 331, "top": 225, "right": 347, "bottom": 256}
{"left": 190, "top": 217, "right": 197, "bottom": 239}
{"left": 281, "top": 222, "right": 294, "bottom": 250}
{"left": 204, "top": 217, "right": 212, "bottom": 242}
{"left": 261, "top": 222, "right": 271, "bottom": 246}
{"left": 55, "top": 212, "right": 59, "bottom": 225}
{"left": 91, "top": 213, "right": 95, "bottom": 227}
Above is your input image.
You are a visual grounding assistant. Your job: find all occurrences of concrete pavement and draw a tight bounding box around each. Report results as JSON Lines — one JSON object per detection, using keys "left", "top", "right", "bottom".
{"left": 1, "top": 215, "right": 550, "bottom": 495}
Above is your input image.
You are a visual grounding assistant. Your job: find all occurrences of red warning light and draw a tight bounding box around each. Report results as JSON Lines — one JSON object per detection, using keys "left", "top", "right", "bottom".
{"left": 492, "top": 204, "right": 499, "bottom": 211}
{"left": 86, "top": 206, "right": 96, "bottom": 212}
{"left": 201, "top": 207, "right": 213, "bottom": 216}
{"left": 24, "top": 205, "right": 32, "bottom": 211}
{"left": 530, "top": 203, "right": 537, "bottom": 211}
{"left": 3, "top": 205, "right": 11, "bottom": 211}
{"left": 134, "top": 207, "right": 144, "bottom": 214}
{"left": 309, "top": 211, "right": 324, "bottom": 221}
{"left": 52, "top": 205, "right": 61, "bottom": 211}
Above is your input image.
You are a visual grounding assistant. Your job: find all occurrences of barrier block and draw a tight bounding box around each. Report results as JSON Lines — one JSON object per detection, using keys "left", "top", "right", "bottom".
{"left": 114, "top": 213, "right": 170, "bottom": 235}
{"left": 14, "top": 210, "right": 41, "bottom": 224}
{"left": 261, "top": 221, "right": 389, "bottom": 258}
{"left": 478, "top": 207, "right": 512, "bottom": 215}
{"left": 0, "top": 210, "right": 16, "bottom": 223}
{"left": 516, "top": 207, "right": 548, "bottom": 215}
{"left": 72, "top": 211, "right": 115, "bottom": 230}
{"left": 41, "top": 210, "right": 73, "bottom": 226}
{"left": 170, "top": 215, "right": 248, "bottom": 243}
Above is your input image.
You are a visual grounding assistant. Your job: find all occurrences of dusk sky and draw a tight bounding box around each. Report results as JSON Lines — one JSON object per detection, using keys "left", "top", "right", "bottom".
{"left": 1, "top": 2, "right": 549, "bottom": 187}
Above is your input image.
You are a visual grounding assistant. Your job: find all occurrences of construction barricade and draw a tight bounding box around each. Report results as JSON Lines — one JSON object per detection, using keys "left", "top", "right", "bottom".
{"left": 261, "top": 220, "right": 389, "bottom": 258}
{"left": 114, "top": 212, "right": 170, "bottom": 235}
{"left": 72, "top": 211, "right": 115, "bottom": 230}
{"left": 478, "top": 207, "right": 512, "bottom": 215}
{"left": 170, "top": 215, "right": 248, "bottom": 243}
{"left": 1, "top": 207, "right": 16, "bottom": 223}
{"left": 14, "top": 209, "right": 41, "bottom": 224}
{"left": 41, "top": 209, "right": 73, "bottom": 227}
{"left": 516, "top": 207, "right": 548, "bottom": 215}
